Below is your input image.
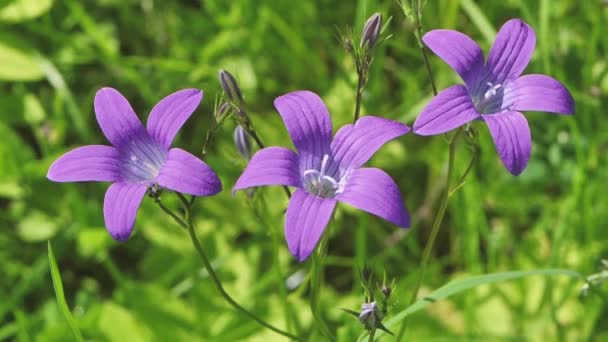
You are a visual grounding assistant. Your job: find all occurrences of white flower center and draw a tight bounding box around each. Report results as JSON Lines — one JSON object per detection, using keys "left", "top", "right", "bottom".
{"left": 302, "top": 154, "right": 343, "bottom": 198}
{"left": 473, "top": 82, "right": 504, "bottom": 114}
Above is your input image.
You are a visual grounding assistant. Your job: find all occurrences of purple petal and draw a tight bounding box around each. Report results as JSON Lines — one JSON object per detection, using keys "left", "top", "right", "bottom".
{"left": 103, "top": 182, "right": 147, "bottom": 241}
{"left": 423, "top": 29, "right": 485, "bottom": 87}
{"left": 94, "top": 87, "right": 146, "bottom": 147}
{"left": 504, "top": 74, "right": 574, "bottom": 114}
{"left": 482, "top": 111, "right": 531, "bottom": 176}
{"left": 47, "top": 145, "right": 122, "bottom": 182}
{"left": 146, "top": 89, "right": 203, "bottom": 149}
{"left": 329, "top": 116, "right": 409, "bottom": 172}
{"left": 413, "top": 85, "right": 481, "bottom": 135}
{"left": 285, "top": 189, "right": 336, "bottom": 262}
{"left": 233, "top": 147, "right": 301, "bottom": 193}
{"left": 336, "top": 168, "right": 409, "bottom": 227}
{"left": 273, "top": 91, "right": 332, "bottom": 164}
{"left": 486, "top": 19, "right": 536, "bottom": 82}
{"left": 156, "top": 148, "right": 221, "bottom": 196}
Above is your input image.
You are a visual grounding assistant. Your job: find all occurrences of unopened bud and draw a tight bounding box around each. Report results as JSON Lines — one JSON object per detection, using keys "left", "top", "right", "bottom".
{"left": 218, "top": 69, "right": 244, "bottom": 105}
{"left": 358, "top": 301, "right": 382, "bottom": 330}
{"left": 360, "top": 13, "right": 382, "bottom": 49}
{"left": 233, "top": 125, "right": 252, "bottom": 160}
{"left": 215, "top": 102, "right": 230, "bottom": 121}
{"left": 381, "top": 285, "right": 392, "bottom": 298}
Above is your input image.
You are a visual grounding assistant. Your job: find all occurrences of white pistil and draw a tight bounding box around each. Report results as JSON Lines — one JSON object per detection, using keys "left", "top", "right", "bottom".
{"left": 483, "top": 82, "right": 502, "bottom": 100}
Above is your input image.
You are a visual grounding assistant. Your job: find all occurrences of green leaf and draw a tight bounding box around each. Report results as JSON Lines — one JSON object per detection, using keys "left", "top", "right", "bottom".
{"left": 361, "top": 269, "right": 583, "bottom": 341}
{"left": 0, "top": 0, "right": 53, "bottom": 23}
{"left": 48, "top": 241, "right": 84, "bottom": 342}
{"left": 0, "top": 39, "right": 43, "bottom": 81}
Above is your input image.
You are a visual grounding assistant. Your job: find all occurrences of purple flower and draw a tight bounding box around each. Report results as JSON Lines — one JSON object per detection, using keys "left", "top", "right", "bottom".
{"left": 233, "top": 91, "right": 410, "bottom": 261}
{"left": 413, "top": 19, "right": 574, "bottom": 175}
{"left": 47, "top": 88, "right": 222, "bottom": 240}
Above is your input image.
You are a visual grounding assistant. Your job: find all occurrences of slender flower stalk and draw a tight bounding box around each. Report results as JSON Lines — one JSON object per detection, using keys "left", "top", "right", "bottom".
{"left": 395, "top": 3, "right": 480, "bottom": 340}
{"left": 396, "top": 128, "right": 462, "bottom": 340}
{"left": 157, "top": 192, "right": 302, "bottom": 341}
{"left": 352, "top": 13, "right": 383, "bottom": 123}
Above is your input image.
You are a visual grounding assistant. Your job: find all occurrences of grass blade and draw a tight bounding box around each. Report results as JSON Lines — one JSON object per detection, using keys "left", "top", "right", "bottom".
{"left": 360, "top": 269, "right": 583, "bottom": 341}
{"left": 48, "top": 241, "right": 84, "bottom": 342}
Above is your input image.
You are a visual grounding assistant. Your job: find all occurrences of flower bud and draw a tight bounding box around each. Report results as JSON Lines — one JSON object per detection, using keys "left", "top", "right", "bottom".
{"left": 358, "top": 301, "right": 382, "bottom": 330}
{"left": 360, "top": 13, "right": 382, "bottom": 49}
{"left": 381, "top": 285, "right": 392, "bottom": 298}
{"left": 218, "top": 69, "right": 244, "bottom": 106}
{"left": 233, "top": 125, "right": 252, "bottom": 160}
{"left": 215, "top": 102, "right": 230, "bottom": 121}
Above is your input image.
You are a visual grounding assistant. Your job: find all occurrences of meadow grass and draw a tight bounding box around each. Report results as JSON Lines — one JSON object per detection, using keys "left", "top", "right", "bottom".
{"left": 0, "top": 0, "right": 606, "bottom": 340}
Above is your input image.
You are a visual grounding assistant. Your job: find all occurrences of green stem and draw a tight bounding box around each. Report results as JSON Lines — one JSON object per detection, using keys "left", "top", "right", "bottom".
{"left": 353, "top": 71, "right": 365, "bottom": 123}
{"left": 396, "top": 129, "right": 461, "bottom": 340}
{"left": 367, "top": 329, "right": 376, "bottom": 342}
{"left": 310, "top": 237, "right": 335, "bottom": 341}
{"left": 156, "top": 197, "right": 301, "bottom": 341}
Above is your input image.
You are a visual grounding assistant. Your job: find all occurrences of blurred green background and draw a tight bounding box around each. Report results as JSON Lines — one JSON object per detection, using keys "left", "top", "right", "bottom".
{"left": 1, "top": 0, "right": 607, "bottom": 340}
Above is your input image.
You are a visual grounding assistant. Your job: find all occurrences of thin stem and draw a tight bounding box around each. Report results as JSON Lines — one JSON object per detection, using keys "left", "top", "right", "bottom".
{"left": 353, "top": 73, "right": 365, "bottom": 123}
{"left": 154, "top": 197, "right": 187, "bottom": 228}
{"left": 448, "top": 144, "right": 479, "bottom": 197}
{"left": 396, "top": 129, "right": 461, "bottom": 340}
{"left": 158, "top": 196, "right": 301, "bottom": 341}
{"left": 410, "top": 0, "right": 438, "bottom": 96}
{"left": 310, "top": 236, "right": 335, "bottom": 341}
{"left": 367, "top": 329, "right": 376, "bottom": 342}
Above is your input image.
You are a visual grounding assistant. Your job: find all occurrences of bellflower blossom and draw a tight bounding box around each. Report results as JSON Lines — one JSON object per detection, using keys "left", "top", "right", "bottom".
{"left": 413, "top": 19, "right": 574, "bottom": 175}
{"left": 47, "top": 88, "right": 222, "bottom": 240}
{"left": 233, "top": 91, "right": 410, "bottom": 261}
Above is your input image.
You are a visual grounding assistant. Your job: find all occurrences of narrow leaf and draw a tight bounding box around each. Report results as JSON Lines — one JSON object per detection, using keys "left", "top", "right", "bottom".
{"left": 48, "top": 241, "right": 84, "bottom": 342}
{"left": 360, "top": 269, "right": 582, "bottom": 341}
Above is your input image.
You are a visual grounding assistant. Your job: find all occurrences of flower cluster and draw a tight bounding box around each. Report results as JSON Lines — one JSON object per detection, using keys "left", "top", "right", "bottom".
{"left": 47, "top": 18, "right": 573, "bottom": 263}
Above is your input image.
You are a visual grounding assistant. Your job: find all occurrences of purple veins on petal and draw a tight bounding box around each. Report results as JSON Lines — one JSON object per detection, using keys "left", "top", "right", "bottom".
{"left": 285, "top": 189, "right": 337, "bottom": 262}
{"left": 233, "top": 146, "right": 302, "bottom": 194}
{"left": 503, "top": 74, "right": 575, "bottom": 114}
{"left": 94, "top": 87, "right": 146, "bottom": 148}
{"left": 482, "top": 111, "right": 531, "bottom": 176}
{"left": 273, "top": 91, "right": 332, "bottom": 162}
{"left": 48, "top": 87, "right": 222, "bottom": 242}
{"left": 235, "top": 90, "right": 411, "bottom": 261}
{"left": 146, "top": 88, "right": 203, "bottom": 150}
{"left": 413, "top": 85, "right": 481, "bottom": 135}
{"left": 486, "top": 19, "right": 536, "bottom": 83}
{"left": 336, "top": 167, "right": 410, "bottom": 227}
{"left": 422, "top": 29, "right": 485, "bottom": 87}
{"left": 416, "top": 18, "right": 574, "bottom": 175}
{"left": 157, "top": 148, "right": 222, "bottom": 196}
{"left": 103, "top": 182, "right": 148, "bottom": 241}
{"left": 47, "top": 145, "right": 122, "bottom": 182}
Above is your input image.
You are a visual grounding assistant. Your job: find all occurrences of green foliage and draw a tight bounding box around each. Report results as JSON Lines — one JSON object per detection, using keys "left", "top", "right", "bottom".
{"left": 0, "top": 0, "right": 607, "bottom": 340}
